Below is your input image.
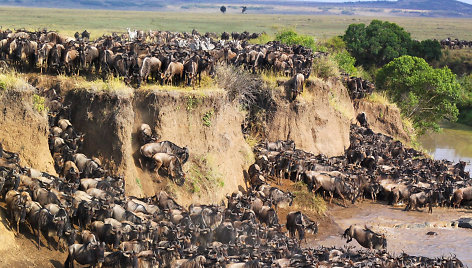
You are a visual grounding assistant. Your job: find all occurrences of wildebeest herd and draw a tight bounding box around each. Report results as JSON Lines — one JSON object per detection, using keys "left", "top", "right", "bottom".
{"left": 0, "top": 87, "right": 466, "bottom": 267}
{"left": 253, "top": 122, "right": 472, "bottom": 213}
{"left": 343, "top": 76, "right": 375, "bottom": 100}
{"left": 440, "top": 38, "right": 472, "bottom": 49}
{"left": 0, "top": 28, "right": 314, "bottom": 89}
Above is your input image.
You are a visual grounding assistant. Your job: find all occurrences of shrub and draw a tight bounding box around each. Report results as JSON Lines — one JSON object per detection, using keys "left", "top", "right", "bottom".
{"left": 312, "top": 56, "right": 340, "bottom": 79}
{"left": 275, "top": 29, "right": 317, "bottom": 51}
{"left": 377, "top": 55, "right": 461, "bottom": 133}
{"left": 333, "top": 51, "right": 357, "bottom": 75}
{"left": 249, "top": 33, "right": 274, "bottom": 45}
{"left": 33, "top": 94, "right": 47, "bottom": 114}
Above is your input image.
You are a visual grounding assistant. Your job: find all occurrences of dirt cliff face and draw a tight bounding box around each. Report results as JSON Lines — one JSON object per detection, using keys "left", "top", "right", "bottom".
{"left": 354, "top": 100, "right": 411, "bottom": 143}
{"left": 64, "top": 88, "right": 252, "bottom": 204}
{"left": 5, "top": 75, "right": 410, "bottom": 204}
{"left": 133, "top": 90, "right": 252, "bottom": 206}
{"left": 65, "top": 88, "right": 139, "bottom": 194}
{"left": 0, "top": 86, "right": 55, "bottom": 174}
{"left": 266, "top": 78, "right": 355, "bottom": 157}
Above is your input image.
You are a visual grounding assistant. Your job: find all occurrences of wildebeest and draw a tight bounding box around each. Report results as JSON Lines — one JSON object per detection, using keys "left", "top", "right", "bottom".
{"left": 404, "top": 191, "right": 433, "bottom": 212}
{"left": 162, "top": 61, "right": 184, "bottom": 86}
{"left": 64, "top": 242, "right": 105, "bottom": 268}
{"left": 452, "top": 186, "right": 472, "bottom": 208}
{"left": 356, "top": 112, "right": 368, "bottom": 128}
{"left": 304, "top": 171, "right": 356, "bottom": 206}
{"left": 139, "top": 56, "right": 161, "bottom": 86}
{"left": 151, "top": 153, "right": 185, "bottom": 185}
{"left": 5, "top": 190, "right": 28, "bottom": 235}
{"left": 139, "top": 141, "right": 189, "bottom": 166}
{"left": 266, "top": 140, "right": 295, "bottom": 152}
{"left": 138, "top": 123, "right": 157, "bottom": 145}
{"left": 343, "top": 225, "right": 387, "bottom": 250}
{"left": 286, "top": 211, "right": 318, "bottom": 241}
{"left": 282, "top": 73, "right": 304, "bottom": 101}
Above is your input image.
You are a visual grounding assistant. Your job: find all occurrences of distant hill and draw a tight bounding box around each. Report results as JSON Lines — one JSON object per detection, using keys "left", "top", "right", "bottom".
{"left": 0, "top": 0, "right": 471, "bottom": 17}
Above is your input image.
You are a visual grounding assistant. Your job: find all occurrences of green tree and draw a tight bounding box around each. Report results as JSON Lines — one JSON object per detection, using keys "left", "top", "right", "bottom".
{"left": 344, "top": 20, "right": 413, "bottom": 66}
{"left": 457, "top": 74, "right": 472, "bottom": 126}
{"left": 333, "top": 51, "right": 357, "bottom": 75}
{"left": 275, "top": 29, "right": 318, "bottom": 51}
{"left": 410, "top": 39, "right": 442, "bottom": 62}
{"left": 376, "top": 55, "right": 461, "bottom": 133}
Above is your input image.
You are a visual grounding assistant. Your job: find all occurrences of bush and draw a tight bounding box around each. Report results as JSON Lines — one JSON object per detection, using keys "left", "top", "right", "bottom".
{"left": 312, "top": 56, "right": 340, "bottom": 79}
{"left": 333, "top": 51, "right": 357, "bottom": 75}
{"left": 249, "top": 33, "right": 274, "bottom": 45}
{"left": 343, "top": 20, "right": 412, "bottom": 66}
{"left": 410, "top": 39, "right": 442, "bottom": 63}
{"left": 322, "top": 36, "right": 347, "bottom": 53}
{"left": 275, "top": 29, "right": 317, "bottom": 51}
{"left": 457, "top": 74, "right": 472, "bottom": 126}
{"left": 377, "top": 55, "right": 461, "bottom": 133}
{"left": 33, "top": 94, "right": 47, "bottom": 114}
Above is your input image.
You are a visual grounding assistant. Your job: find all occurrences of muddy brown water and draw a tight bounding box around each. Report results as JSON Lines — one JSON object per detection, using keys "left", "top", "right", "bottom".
{"left": 308, "top": 202, "right": 472, "bottom": 267}
{"left": 420, "top": 122, "right": 472, "bottom": 173}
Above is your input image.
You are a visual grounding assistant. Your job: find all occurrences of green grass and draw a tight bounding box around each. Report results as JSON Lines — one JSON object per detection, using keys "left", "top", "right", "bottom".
{"left": 0, "top": 71, "right": 29, "bottom": 91}
{"left": 1, "top": 6, "right": 472, "bottom": 40}
{"left": 32, "top": 94, "right": 47, "bottom": 114}
{"left": 202, "top": 109, "right": 214, "bottom": 127}
{"left": 365, "top": 91, "right": 394, "bottom": 106}
{"left": 292, "top": 181, "right": 327, "bottom": 216}
{"left": 185, "top": 154, "right": 225, "bottom": 196}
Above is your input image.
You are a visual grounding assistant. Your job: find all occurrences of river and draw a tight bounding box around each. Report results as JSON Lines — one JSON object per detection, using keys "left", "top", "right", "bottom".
{"left": 419, "top": 122, "right": 472, "bottom": 173}
{"left": 311, "top": 123, "right": 472, "bottom": 266}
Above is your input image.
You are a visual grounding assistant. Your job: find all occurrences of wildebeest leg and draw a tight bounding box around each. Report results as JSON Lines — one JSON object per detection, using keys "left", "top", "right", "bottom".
{"left": 138, "top": 157, "right": 146, "bottom": 170}
{"left": 15, "top": 217, "right": 20, "bottom": 236}
{"left": 37, "top": 227, "right": 42, "bottom": 249}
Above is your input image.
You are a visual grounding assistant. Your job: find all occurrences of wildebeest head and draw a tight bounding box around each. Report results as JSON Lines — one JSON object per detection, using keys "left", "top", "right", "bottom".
{"left": 92, "top": 242, "right": 105, "bottom": 264}
{"left": 170, "top": 158, "right": 185, "bottom": 186}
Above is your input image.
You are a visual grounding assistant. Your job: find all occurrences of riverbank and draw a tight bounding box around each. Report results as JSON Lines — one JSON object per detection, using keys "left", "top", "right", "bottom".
{"left": 311, "top": 202, "right": 472, "bottom": 267}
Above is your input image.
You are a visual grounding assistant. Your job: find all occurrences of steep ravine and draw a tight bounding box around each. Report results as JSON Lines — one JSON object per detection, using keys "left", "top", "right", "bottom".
{"left": 3, "top": 76, "right": 410, "bottom": 204}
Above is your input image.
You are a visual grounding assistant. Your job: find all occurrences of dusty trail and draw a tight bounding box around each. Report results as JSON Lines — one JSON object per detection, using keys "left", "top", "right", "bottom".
{"left": 309, "top": 201, "right": 472, "bottom": 267}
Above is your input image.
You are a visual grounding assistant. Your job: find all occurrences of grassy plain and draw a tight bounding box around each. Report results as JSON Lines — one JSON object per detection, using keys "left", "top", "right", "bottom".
{"left": 1, "top": 6, "right": 472, "bottom": 40}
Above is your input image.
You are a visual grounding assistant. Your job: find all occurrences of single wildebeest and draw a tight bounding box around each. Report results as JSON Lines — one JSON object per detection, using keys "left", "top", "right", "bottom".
{"left": 283, "top": 73, "right": 304, "bottom": 101}
{"left": 404, "top": 191, "right": 433, "bottom": 213}
{"left": 162, "top": 61, "right": 184, "bottom": 86}
{"left": 64, "top": 242, "right": 105, "bottom": 268}
{"left": 343, "top": 225, "right": 387, "bottom": 250}
{"left": 452, "top": 186, "right": 472, "bottom": 208}
{"left": 305, "top": 171, "right": 356, "bottom": 206}
{"left": 266, "top": 140, "right": 295, "bottom": 152}
{"left": 151, "top": 153, "right": 185, "bottom": 185}
{"left": 139, "top": 141, "right": 189, "bottom": 166}
{"left": 356, "top": 112, "right": 368, "bottom": 128}
{"left": 5, "top": 190, "right": 28, "bottom": 235}
{"left": 138, "top": 123, "right": 157, "bottom": 145}
{"left": 259, "top": 185, "right": 294, "bottom": 210}
{"left": 139, "top": 56, "right": 161, "bottom": 86}
{"left": 286, "top": 211, "right": 318, "bottom": 241}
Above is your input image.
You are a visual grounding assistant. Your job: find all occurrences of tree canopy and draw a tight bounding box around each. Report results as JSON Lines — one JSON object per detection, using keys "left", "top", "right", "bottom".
{"left": 343, "top": 20, "right": 441, "bottom": 67}
{"left": 376, "top": 55, "right": 461, "bottom": 133}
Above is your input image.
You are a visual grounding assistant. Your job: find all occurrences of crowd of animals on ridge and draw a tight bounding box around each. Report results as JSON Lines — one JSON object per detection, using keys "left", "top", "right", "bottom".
{"left": 0, "top": 81, "right": 466, "bottom": 267}
{"left": 440, "top": 38, "right": 472, "bottom": 49}
{"left": 0, "top": 28, "right": 315, "bottom": 89}
{"left": 253, "top": 119, "right": 472, "bottom": 213}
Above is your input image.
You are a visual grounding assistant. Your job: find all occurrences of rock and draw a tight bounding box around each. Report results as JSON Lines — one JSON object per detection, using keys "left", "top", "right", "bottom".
{"left": 458, "top": 218, "right": 472, "bottom": 229}
{"left": 426, "top": 231, "right": 437, "bottom": 236}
